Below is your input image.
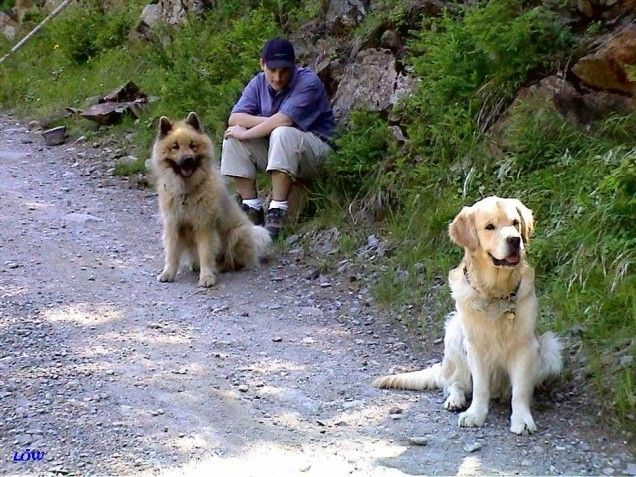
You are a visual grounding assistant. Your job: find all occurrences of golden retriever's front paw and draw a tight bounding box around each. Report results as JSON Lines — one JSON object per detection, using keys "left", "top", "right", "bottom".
{"left": 444, "top": 394, "right": 466, "bottom": 412}
{"left": 458, "top": 409, "right": 487, "bottom": 428}
{"left": 198, "top": 273, "right": 217, "bottom": 287}
{"left": 157, "top": 270, "right": 175, "bottom": 283}
{"left": 510, "top": 412, "right": 537, "bottom": 435}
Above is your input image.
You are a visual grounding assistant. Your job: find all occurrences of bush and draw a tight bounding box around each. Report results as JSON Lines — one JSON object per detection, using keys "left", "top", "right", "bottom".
{"left": 50, "top": 1, "right": 136, "bottom": 64}
{"left": 0, "top": 0, "right": 15, "bottom": 12}
{"left": 321, "top": 111, "right": 396, "bottom": 198}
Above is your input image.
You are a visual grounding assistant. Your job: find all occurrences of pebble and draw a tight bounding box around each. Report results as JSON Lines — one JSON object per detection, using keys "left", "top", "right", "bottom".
{"left": 463, "top": 442, "right": 482, "bottom": 453}
{"left": 407, "top": 437, "right": 428, "bottom": 446}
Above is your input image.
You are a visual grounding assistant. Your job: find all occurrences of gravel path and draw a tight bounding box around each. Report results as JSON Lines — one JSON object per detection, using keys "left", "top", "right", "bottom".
{"left": 0, "top": 114, "right": 634, "bottom": 476}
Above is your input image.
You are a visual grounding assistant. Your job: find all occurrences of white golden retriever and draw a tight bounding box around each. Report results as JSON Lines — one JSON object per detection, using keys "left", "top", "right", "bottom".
{"left": 374, "top": 196, "right": 562, "bottom": 434}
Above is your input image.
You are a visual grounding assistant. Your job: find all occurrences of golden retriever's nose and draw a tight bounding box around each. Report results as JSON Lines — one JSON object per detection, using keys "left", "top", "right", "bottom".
{"left": 507, "top": 236, "right": 521, "bottom": 249}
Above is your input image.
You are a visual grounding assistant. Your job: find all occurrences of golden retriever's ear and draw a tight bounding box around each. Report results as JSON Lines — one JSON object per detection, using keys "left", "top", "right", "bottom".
{"left": 513, "top": 201, "right": 534, "bottom": 244}
{"left": 449, "top": 206, "right": 479, "bottom": 252}
{"left": 185, "top": 112, "right": 202, "bottom": 132}
{"left": 159, "top": 116, "right": 173, "bottom": 138}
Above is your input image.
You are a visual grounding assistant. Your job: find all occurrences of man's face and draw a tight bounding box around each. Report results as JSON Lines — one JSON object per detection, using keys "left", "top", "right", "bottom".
{"left": 260, "top": 59, "right": 293, "bottom": 92}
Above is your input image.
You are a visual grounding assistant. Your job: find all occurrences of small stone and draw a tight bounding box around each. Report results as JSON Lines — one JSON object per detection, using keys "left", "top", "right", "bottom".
{"left": 299, "top": 464, "right": 311, "bottom": 472}
{"left": 434, "top": 338, "right": 443, "bottom": 344}
{"left": 388, "top": 407, "right": 403, "bottom": 415}
{"left": 602, "top": 468, "right": 614, "bottom": 476}
{"left": 342, "top": 400, "right": 363, "bottom": 410}
{"left": 237, "top": 384, "right": 248, "bottom": 392}
{"left": 463, "top": 442, "right": 482, "bottom": 453}
{"left": 272, "top": 336, "right": 283, "bottom": 342}
{"left": 407, "top": 436, "right": 428, "bottom": 446}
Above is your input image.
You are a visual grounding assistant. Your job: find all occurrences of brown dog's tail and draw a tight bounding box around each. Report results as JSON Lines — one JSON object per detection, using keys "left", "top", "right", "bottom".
{"left": 223, "top": 224, "right": 272, "bottom": 270}
{"left": 373, "top": 363, "right": 443, "bottom": 390}
{"left": 537, "top": 331, "right": 563, "bottom": 382}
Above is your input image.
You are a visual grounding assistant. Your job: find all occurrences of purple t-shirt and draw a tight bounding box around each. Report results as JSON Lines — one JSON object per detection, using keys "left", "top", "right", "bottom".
{"left": 231, "top": 67, "right": 335, "bottom": 140}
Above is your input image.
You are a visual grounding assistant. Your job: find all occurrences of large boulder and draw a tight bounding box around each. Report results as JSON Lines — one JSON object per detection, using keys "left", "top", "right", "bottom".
{"left": 325, "top": 0, "right": 370, "bottom": 35}
{"left": 572, "top": 21, "right": 636, "bottom": 96}
{"left": 159, "top": 0, "right": 212, "bottom": 26}
{"left": 330, "top": 48, "right": 416, "bottom": 122}
{"left": 536, "top": 75, "right": 633, "bottom": 123}
{"left": 136, "top": 3, "right": 162, "bottom": 38}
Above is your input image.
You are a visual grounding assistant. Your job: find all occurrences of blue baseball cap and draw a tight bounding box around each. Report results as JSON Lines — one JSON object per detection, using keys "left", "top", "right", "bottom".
{"left": 261, "top": 38, "right": 296, "bottom": 70}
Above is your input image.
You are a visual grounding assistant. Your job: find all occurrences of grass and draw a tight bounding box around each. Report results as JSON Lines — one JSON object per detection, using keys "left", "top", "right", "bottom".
{"left": 0, "top": 0, "right": 633, "bottom": 425}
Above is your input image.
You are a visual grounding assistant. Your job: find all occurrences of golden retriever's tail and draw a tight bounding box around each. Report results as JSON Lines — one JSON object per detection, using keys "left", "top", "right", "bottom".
{"left": 224, "top": 224, "right": 272, "bottom": 270}
{"left": 373, "top": 363, "right": 443, "bottom": 390}
{"left": 537, "top": 331, "right": 563, "bottom": 382}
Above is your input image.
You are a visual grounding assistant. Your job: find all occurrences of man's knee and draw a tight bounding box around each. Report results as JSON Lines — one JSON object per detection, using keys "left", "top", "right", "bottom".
{"left": 269, "top": 126, "right": 300, "bottom": 147}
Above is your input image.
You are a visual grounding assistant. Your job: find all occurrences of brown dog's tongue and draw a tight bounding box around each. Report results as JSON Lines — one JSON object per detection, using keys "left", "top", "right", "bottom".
{"left": 181, "top": 168, "right": 193, "bottom": 177}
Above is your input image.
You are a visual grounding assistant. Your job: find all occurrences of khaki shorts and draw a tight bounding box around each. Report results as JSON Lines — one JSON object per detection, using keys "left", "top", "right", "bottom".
{"left": 220, "top": 126, "right": 332, "bottom": 180}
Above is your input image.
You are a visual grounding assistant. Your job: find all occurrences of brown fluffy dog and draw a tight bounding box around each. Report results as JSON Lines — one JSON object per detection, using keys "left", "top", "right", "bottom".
{"left": 374, "top": 196, "right": 561, "bottom": 434}
{"left": 151, "top": 112, "right": 271, "bottom": 287}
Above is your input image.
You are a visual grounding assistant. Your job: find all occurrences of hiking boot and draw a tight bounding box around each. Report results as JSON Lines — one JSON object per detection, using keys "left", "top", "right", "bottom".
{"left": 241, "top": 203, "right": 265, "bottom": 226}
{"left": 265, "top": 207, "right": 287, "bottom": 238}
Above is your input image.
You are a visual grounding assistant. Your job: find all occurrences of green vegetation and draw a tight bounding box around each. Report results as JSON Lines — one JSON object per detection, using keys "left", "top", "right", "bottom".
{"left": 0, "top": 0, "right": 15, "bottom": 12}
{"left": 0, "top": 0, "right": 633, "bottom": 423}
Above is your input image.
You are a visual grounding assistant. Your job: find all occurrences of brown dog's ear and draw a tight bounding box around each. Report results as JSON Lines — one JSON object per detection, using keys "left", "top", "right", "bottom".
{"left": 159, "top": 116, "right": 173, "bottom": 138}
{"left": 513, "top": 200, "right": 534, "bottom": 244}
{"left": 449, "top": 206, "right": 479, "bottom": 252}
{"left": 185, "top": 112, "right": 202, "bottom": 132}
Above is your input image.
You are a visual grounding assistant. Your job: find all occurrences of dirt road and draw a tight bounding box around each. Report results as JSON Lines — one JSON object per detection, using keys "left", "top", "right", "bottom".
{"left": 0, "top": 114, "right": 633, "bottom": 476}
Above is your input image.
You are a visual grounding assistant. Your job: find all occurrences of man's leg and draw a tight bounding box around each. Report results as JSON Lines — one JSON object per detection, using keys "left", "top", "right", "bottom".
{"left": 220, "top": 137, "right": 269, "bottom": 225}
{"left": 265, "top": 127, "right": 332, "bottom": 236}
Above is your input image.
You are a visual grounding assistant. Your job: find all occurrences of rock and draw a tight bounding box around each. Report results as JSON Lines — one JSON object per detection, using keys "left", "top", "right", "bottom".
{"left": 574, "top": 0, "right": 636, "bottom": 21}
{"left": 299, "top": 307, "right": 323, "bottom": 317}
{"left": 136, "top": 3, "right": 162, "bottom": 38}
{"left": 407, "top": 436, "right": 428, "bottom": 446}
{"left": 572, "top": 21, "right": 636, "bottom": 96}
{"left": 342, "top": 400, "right": 364, "bottom": 410}
{"left": 62, "top": 213, "right": 104, "bottom": 224}
{"left": 158, "top": 0, "right": 213, "bottom": 26}
{"left": 463, "top": 442, "right": 482, "bottom": 453}
{"left": 331, "top": 48, "right": 414, "bottom": 122}
{"left": 0, "top": 12, "right": 18, "bottom": 41}
{"left": 388, "top": 406, "right": 403, "bottom": 415}
{"left": 325, "top": 0, "right": 368, "bottom": 35}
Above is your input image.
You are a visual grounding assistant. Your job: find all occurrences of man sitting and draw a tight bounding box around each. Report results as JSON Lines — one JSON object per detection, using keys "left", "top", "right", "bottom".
{"left": 221, "top": 37, "right": 335, "bottom": 238}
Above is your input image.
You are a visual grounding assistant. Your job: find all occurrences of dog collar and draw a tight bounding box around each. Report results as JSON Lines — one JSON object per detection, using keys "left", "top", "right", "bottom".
{"left": 463, "top": 266, "right": 521, "bottom": 305}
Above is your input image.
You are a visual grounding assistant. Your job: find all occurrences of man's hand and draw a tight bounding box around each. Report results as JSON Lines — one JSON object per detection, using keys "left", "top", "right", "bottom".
{"left": 224, "top": 125, "right": 248, "bottom": 141}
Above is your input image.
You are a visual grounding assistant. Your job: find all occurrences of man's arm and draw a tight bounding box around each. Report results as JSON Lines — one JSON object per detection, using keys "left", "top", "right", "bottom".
{"left": 228, "top": 113, "right": 267, "bottom": 128}
{"left": 225, "top": 112, "right": 293, "bottom": 141}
